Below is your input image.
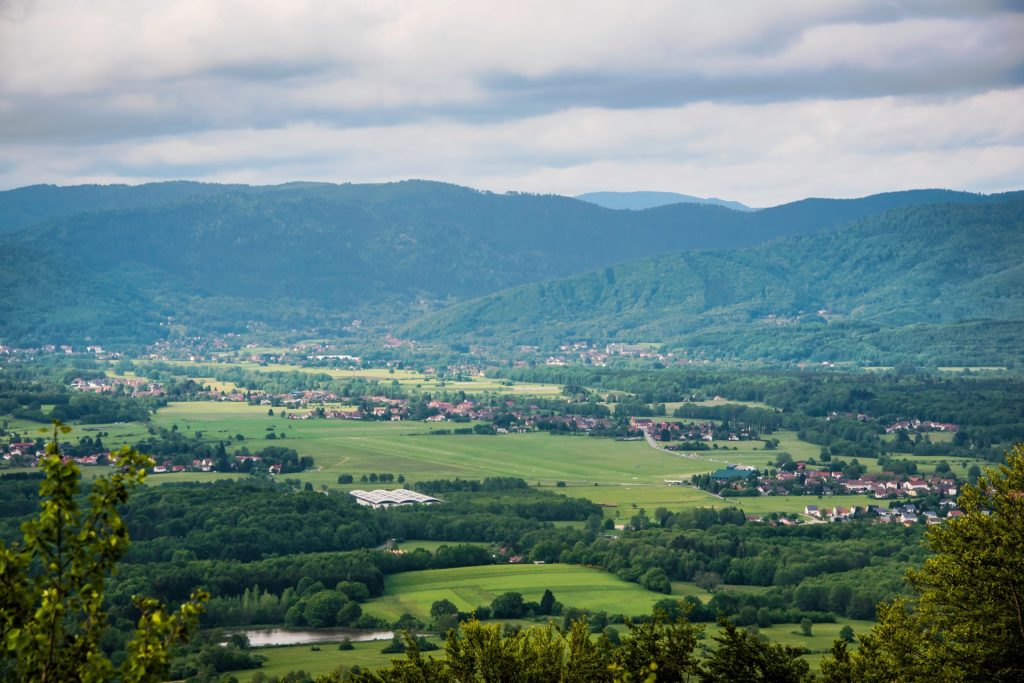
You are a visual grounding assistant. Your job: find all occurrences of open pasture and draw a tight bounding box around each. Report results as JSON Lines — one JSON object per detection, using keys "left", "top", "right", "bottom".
{"left": 33, "top": 401, "right": 988, "bottom": 513}
{"left": 146, "top": 403, "right": 715, "bottom": 487}
{"left": 557, "top": 483, "right": 721, "bottom": 517}
{"left": 363, "top": 564, "right": 670, "bottom": 624}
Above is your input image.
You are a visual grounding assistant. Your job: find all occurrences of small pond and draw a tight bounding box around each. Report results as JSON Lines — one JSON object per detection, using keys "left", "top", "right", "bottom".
{"left": 229, "top": 628, "right": 395, "bottom": 647}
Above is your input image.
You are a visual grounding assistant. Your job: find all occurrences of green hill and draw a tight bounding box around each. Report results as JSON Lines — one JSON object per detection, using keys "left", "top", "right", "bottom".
{"left": 0, "top": 180, "right": 1019, "bottom": 355}
{"left": 404, "top": 199, "right": 1024, "bottom": 365}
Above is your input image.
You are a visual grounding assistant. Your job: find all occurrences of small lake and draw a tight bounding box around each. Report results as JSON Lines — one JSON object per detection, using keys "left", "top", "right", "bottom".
{"left": 230, "top": 628, "right": 395, "bottom": 647}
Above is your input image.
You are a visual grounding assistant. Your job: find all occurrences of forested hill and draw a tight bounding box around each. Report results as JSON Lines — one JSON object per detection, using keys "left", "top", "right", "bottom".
{"left": 0, "top": 180, "right": 1018, "bottom": 348}
{"left": 0, "top": 181, "right": 249, "bottom": 235}
{"left": 405, "top": 198, "right": 1024, "bottom": 365}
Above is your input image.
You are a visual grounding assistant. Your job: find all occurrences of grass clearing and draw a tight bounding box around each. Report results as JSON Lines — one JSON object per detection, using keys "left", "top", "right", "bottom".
{"left": 558, "top": 483, "right": 720, "bottom": 517}
{"left": 363, "top": 564, "right": 670, "bottom": 624}
{"left": 141, "top": 361, "right": 564, "bottom": 396}
{"left": 242, "top": 637, "right": 443, "bottom": 681}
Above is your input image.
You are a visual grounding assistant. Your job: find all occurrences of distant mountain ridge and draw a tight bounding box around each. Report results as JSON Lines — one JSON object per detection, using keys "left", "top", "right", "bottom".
{"left": 575, "top": 191, "right": 752, "bottom": 212}
{"left": 0, "top": 180, "right": 1020, "bottom": 362}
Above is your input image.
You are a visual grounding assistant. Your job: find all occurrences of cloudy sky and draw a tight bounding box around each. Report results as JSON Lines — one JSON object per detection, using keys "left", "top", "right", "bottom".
{"left": 1, "top": 0, "right": 1022, "bottom": 206}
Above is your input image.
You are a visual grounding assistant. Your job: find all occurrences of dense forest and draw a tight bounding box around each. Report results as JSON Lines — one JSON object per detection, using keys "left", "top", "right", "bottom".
{"left": 1, "top": 181, "right": 1020, "bottom": 366}
{"left": 0, "top": 475, "right": 925, "bottom": 636}
{"left": 407, "top": 198, "right": 1024, "bottom": 365}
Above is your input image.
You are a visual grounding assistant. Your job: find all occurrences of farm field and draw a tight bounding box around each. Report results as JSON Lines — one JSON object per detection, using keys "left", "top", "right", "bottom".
{"left": 140, "top": 360, "right": 564, "bottom": 396}
{"left": 5, "top": 402, "right": 984, "bottom": 513}
{"left": 362, "top": 564, "right": 670, "bottom": 624}
{"left": 146, "top": 403, "right": 718, "bottom": 489}
{"left": 557, "top": 483, "right": 720, "bottom": 517}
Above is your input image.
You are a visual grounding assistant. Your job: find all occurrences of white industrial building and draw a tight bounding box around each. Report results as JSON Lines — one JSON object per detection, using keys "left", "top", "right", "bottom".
{"left": 349, "top": 488, "right": 442, "bottom": 509}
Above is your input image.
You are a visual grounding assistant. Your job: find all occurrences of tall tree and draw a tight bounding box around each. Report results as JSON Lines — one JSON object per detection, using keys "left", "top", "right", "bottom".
{"left": 0, "top": 423, "right": 207, "bottom": 683}
{"left": 821, "top": 444, "right": 1024, "bottom": 682}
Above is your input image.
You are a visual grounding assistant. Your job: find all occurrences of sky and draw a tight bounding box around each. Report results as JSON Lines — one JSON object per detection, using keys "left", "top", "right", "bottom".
{"left": 1, "top": 0, "right": 1022, "bottom": 206}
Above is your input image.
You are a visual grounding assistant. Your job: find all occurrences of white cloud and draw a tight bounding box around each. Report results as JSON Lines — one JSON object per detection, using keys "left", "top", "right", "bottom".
{"left": 0, "top": 1, "right": 1021, "bottom": 201}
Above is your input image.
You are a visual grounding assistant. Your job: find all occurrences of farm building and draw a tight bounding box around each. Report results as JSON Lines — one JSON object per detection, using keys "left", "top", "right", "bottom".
{"left": 349, "top": 488, "right": 442, "bottom": 509}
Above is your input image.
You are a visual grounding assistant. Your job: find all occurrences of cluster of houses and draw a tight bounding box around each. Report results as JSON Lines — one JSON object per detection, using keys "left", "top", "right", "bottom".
{"left": 885, "top": 419, "right": 959, "bottom": 433}
{"left": 1, "top": 441, "right": 42, "bottom": 464}
{"left": 2, "top": 444, "right": 290, "bottom": 476}
{"left": 631, "top": 417, "right": 749, "bottom": 442}
{"left": 286, "top": 396, "right": 410, "bottom": 421}
{"left": 148, "top": 456, "right": 285, "bottom": 475}
{"left": 423, "top": 399, "right": 494, "bottom": 422}
{"left": 697, "top": 462, "right": 967, "bottom": 525}
{"left": 70, "top": 376, "right": 165, "bottom": 397}
{"left": 0, "top": 344, "right": 122, "bottom": 361}
{"left": 709, "top": 462, "right": 959, "bottom": 500}
{"left": 540, "top": 342, "right": 680, "bottom": 368}
{"left": 802, "top": 502, "right": 963, "bottom": 525}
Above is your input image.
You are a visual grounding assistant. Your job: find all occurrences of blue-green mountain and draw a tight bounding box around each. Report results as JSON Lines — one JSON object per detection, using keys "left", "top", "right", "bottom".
{"left": 0, "top": 180, "right": 1019, "bottom": 363}
{"left": 405, "top": 198, "right": 1024, "bottom": 365}
{"left": 575, "top": 191, "right": 752, "bottom": 211}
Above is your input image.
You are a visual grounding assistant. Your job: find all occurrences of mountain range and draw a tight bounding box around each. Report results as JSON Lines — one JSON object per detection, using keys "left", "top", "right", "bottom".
{"left": 0, "top": 180, "right": 1019, "bottom": 364}
{"left": 575, "top": 191, "right": 751, "bottom": 212}
{"left": 406, "top": 199, "right": 1024, "bottom": 364}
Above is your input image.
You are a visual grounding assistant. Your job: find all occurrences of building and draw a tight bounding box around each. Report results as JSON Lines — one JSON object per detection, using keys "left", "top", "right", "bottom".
{"left": 349, "top": 488, "right": 442, "bottom": 509}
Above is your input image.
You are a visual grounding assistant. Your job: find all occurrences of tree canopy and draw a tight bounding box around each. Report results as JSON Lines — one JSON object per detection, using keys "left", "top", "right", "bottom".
{"left": 821, "top": 443, "right": 1024, "bottom": 682}
{"left": 0, "top": 423, "right": 207, "bottom": 682}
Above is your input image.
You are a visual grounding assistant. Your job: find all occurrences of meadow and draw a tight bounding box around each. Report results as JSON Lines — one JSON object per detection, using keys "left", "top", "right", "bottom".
{"left": 147, "top": 402, "right": 713, "bottom": 489}
{"left": 361, "top": 564, "right": 679, "bottom": 624}
{"left": 239, "top": 637, "right": 442, "bottom": 682}
{"left": 241, "top": 574, "right": 872, "bottom": 680}
{"left": 138, "top": 360, "right": 564, "bottom": 396}
{"left": 13, "top": 399, "right": 981, "bottom": 511}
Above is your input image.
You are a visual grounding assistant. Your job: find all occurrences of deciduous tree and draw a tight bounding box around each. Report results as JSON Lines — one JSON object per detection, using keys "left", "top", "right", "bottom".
{"left": 0, "top": 423, "right": 207, "bottom": 682}
{"left": 821, "top": 444, "right": 1024, "bottom": 682}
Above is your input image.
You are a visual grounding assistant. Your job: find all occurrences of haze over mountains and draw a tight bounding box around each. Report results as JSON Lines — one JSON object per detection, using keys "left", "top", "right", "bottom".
{"left": 575, "top": 191, "right": 752, "bottom": 212}
{"left": 0, "top": 180, "right": 1020, "bottom": 364}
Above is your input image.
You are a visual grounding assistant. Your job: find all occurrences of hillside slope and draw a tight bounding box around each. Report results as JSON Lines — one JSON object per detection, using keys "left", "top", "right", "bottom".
{"left": 0, "top": 180, "right": 1018, "bottom": 351}
{"left": 404, "top": 199, "right": 1024, "bottom": 364}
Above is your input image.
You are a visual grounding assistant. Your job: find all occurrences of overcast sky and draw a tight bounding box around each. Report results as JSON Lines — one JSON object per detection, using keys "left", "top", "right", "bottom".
{"left": 1, "top": 1, "right": 1022, "bottom": 206}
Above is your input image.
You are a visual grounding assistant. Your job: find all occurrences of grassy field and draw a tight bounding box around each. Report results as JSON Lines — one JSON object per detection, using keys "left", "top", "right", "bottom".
{"left": 144, "top": 403, "right": 721, "bottom": 490}
{"left": 558, "top": 483, "right": 721, "bottom": 516}
{"left": 139, "top": 360, "right": 564, "bottom": 396}
{"left": 241, "top": 637, "right": 443, "bottom": 681}
{"left": 363, "top": 564, "right": 672, "bottom": 624}
{"left": 730, "top": 619, "right": 876, "bottom": 670}
{"left": 5, "top": 402, "right": 986, "bottom": 512}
